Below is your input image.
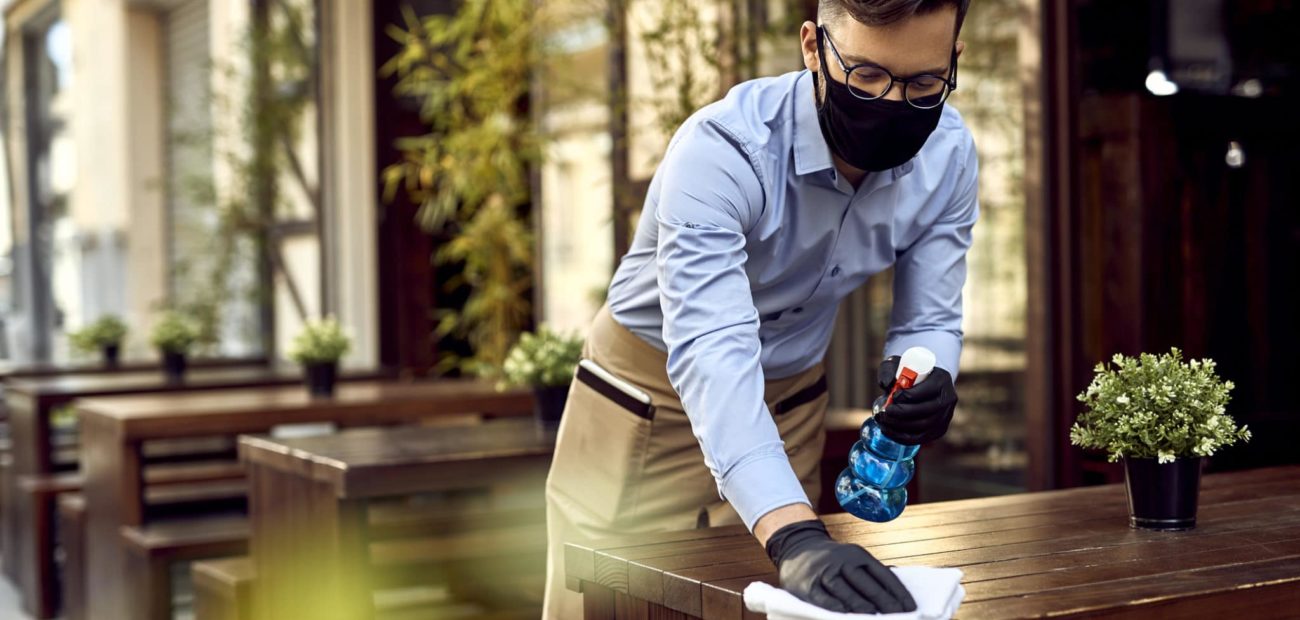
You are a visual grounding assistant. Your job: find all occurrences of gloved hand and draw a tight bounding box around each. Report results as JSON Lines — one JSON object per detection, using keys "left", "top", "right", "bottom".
{"left": 764, "top": 519, "right": 916, "bottom": 614}
{"left": 876, "top": 356, "right": 958, "bottom": 445}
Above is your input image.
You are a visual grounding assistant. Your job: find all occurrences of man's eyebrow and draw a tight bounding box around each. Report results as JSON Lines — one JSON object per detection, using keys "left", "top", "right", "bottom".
{"left": 841, "top": 53, "right": 951, "bottom": 77}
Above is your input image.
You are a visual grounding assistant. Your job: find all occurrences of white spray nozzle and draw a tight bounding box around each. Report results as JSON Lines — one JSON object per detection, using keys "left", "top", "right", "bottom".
{"left": 896, "top": 347, "right": 937, "bottom": 387}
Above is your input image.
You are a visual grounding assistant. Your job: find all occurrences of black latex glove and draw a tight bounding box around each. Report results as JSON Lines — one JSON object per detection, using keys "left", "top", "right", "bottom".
{"left": 876, "top": 356, "right": 958, "bottom": 445}
{"left": 765, "top": 519, "right": 916, "bottom": 614}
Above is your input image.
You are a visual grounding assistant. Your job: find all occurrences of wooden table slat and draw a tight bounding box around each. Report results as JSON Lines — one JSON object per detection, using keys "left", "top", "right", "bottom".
{"left": 955, "top": 554, "right": 1300, "bottom": 619}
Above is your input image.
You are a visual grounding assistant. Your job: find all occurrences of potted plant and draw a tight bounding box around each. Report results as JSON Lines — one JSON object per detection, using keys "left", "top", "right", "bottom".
{"left": 1070, "top": 348, "right": 1251, "bottom": 530}
{"left": 287, "top": 317, "right": 352, "bottom": 398}
{"left": 150, "top": 311, "right": 201, "bottom": 382}
{"left": 68, "top": 315, "right": 129, "bottom": 367}
{"left": 500, "top": 327, "right": 583, "bottom": 429}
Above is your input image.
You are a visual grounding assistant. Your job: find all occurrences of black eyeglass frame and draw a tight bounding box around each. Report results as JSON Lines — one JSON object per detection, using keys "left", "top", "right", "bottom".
{"left": 817, "top": 25, "right": 958, "bottom": 110}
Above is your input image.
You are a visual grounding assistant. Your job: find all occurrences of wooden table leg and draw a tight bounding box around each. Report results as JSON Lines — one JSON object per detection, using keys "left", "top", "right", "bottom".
{"left": 247, "top": 461, "right": 371, "bottom": 620}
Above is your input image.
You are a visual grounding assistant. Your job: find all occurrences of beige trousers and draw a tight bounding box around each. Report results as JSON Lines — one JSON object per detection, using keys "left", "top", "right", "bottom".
{"left": 541, "top": 306, "right": 829, "bottom": 619}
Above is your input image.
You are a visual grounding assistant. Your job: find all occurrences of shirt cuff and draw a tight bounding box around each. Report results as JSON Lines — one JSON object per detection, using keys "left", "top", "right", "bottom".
{"left": 885, "top": 331, "right": 962, "bottom": 380}
{"left": 719, "top": 450, "right": 812, "bottom": 532}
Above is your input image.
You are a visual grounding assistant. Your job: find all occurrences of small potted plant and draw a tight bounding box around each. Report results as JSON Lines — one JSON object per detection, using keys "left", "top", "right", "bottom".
{"left": 150, "top": 311, "right": 200, "bottom": 382}
{"left": 1070, "top": 348, "right": 1251, "bottom": 530}
{"left": 287, "top": 316, "right": 352, "bottom": 398}
{"left": 500, "top": 327, "right": 583, "bottom": 429}
{"left": 68, "top": 315, "right": 129, "bottom": 367}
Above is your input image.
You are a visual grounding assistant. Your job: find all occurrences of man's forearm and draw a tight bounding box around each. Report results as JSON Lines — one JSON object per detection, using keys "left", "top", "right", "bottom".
{"left": 753, "top": 502, "right": 819, "bottom": 548}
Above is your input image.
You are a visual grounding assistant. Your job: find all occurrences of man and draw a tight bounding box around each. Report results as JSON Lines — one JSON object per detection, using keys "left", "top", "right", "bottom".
{"left": 543, "top": 0, "right": 975, "bottom": 616}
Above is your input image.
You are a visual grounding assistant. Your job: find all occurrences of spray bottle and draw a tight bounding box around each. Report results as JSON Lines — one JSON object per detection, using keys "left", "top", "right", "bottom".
{"left": 835, "top": 346, "right": 936, "bottom": 522}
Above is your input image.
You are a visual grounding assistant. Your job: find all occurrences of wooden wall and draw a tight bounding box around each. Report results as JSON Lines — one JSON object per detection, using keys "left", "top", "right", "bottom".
{"left": 1037, "top": 0, "right": 1300, "bottom": 488}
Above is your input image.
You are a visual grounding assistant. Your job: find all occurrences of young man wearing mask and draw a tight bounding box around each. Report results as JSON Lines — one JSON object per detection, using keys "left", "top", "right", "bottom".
{"left": 543, "top": 0, "right": 975, "bottom": 616}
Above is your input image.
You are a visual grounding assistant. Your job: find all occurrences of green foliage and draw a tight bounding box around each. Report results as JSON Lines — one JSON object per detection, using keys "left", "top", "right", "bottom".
{"left": 287, "top": 316, "right": 352, "bottom": 364}
{"left": 68, "top": 315, "right": 128, "bottom": 353}
{"left": 1070, "top": 348, "right": 1251, "bottom": 464}
{"left": 50, "top": 404, "right": 78, "bottom": 432}
{"left": 434, "top": 198, "right": 534, "bottom": 378}
{"left": 150, "top": 311, "right": 202, "bottom": 355}
{"left": 381, "top": 0, "right": 541, "bottom": 376}
{"left": 500, "top": 327, "right": 584, "bottom": 388}
{"left": 381, "top": 0, "right": 542, "bottom": 231}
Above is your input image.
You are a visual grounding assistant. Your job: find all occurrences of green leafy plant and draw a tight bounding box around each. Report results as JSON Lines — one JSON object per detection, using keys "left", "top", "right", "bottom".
{"left": 50, "top": 404, "right": 79, "bottom": 431}
{"left": 1070, "top": 348, "right": 1251, "bottom": 464}
{"left": 500, "top": 327, "right": 584, "bottom": 389}
{"left": 287, "top": 317, "right": 352, "bottom": 364}
{"left": 68, "top": 315, "right": 129, "bottom": 353}
{"left": 150, "top": 311, "right": 202, "bottom": 355}
{"left": 381, "top": 0, "right": 543, "bottom": 377}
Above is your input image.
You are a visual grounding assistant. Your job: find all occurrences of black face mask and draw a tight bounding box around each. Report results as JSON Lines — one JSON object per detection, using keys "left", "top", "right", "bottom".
{"left": 813, "top": 34, "right": 946, "bottom": 173}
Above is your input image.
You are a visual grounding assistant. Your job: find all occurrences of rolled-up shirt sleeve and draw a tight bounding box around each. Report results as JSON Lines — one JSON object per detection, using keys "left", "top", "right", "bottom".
{"left": 885, "top": 132, "right": 980, "bottom": 378}
{"left": 654, "top": 121, "right": 811, "bottom": 532}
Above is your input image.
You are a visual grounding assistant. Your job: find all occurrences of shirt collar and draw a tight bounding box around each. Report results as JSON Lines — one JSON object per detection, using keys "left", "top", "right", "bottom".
{"left": 793, "top": 70, "right": 834, "bottom": 176}
{"left": 791, "top": 69, "right": 917, "bottom": 182}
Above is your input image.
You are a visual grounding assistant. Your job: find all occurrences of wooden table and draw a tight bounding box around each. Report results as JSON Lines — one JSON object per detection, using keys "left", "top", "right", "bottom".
{"left": 0, "top": 355, "right": 267, "bottom": 382}
{"left": 5, "top": 365, "right": 389, "bottom": 477}
{"left": 80, "top": 379, "right": 534, "bottom": 620}
{"left": 239, "top": 417, "right": 555, "bottom": 620}
{"left": 567, "top": 464, "right": 1300, "bottom": 619}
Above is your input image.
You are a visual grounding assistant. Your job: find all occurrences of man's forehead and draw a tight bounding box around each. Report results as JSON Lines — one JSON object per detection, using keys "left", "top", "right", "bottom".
{"left": 823, "top": 10, "right": 957, "bottom": 75}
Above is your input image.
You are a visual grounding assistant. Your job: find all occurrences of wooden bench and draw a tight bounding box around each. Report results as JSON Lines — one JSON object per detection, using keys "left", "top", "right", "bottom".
{"left": 192, "top": 553, "right": 544, "bottom": 620}
{"left": 14, "top": 456, "right": 247, "bottom": 620}
{"left": 193, "top": 556, "right": 254, "bottom": 620}
{"left": 133, "top": 498, "right": 548, "bottom": 620}
{"left": 122, "top": 512, "right": 251, "bottom": 620}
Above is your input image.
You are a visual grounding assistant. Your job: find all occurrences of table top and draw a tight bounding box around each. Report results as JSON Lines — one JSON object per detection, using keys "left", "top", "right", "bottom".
{"left": 566, "top": 464, "right": 1300, "bottom": 619}
{"left": 77, "top": 378, "right": 534, "bottom": 439}
{"left": 0, "top": 356, "right": 267, "bottom": 380}
{"left": 238, "top": 417, "right": 555, "bottom": 499}
{"left": 5, "top": 364, "right": 390, "bottom": 399}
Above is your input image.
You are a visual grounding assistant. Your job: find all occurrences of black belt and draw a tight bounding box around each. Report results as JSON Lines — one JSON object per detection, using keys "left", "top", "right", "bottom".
{"left": 773, "top": 374, "right": 829, "bottom": 416}
{"left": 577, "top": 364, "right": 827, "bottom": 421}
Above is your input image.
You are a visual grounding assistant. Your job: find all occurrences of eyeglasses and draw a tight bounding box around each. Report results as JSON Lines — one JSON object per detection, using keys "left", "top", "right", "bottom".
{"left": 817, "top": 25, "right": 958, "bottom": 110}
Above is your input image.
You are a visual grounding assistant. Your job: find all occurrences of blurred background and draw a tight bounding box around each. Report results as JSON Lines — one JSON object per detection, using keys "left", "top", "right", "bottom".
{"left": 0, "top": 0, "right": 1296, "bottom": 616}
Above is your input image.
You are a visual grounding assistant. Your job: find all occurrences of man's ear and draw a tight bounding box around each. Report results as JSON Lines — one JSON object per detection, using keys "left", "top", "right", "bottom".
{"left": 800, "top": 21, "right": 820, "bottom": 73}
{"left": 955, "top": 39, "right": 966, "bottom": 59}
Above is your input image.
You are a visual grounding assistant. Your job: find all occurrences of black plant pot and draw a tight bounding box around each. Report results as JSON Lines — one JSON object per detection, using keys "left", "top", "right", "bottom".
{"left": 102, "top": 344, "right": 120, "bottom": 368}
{"left": 533, "top": 385, "right": 570, "bottom": 429}
{"left": 304, "top": 362, "right": 339, "bottom": 398}
{"left": 1123, "top": 456, "right": 1204, "bottom": 530}
{"left": 162, "top": 351, "right": 188, "bottom": 383}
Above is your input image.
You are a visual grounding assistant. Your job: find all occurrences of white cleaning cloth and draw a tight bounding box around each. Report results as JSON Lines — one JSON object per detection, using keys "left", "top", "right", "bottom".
{"left": 744, "top": 566, "right": 965, "bottom": 620}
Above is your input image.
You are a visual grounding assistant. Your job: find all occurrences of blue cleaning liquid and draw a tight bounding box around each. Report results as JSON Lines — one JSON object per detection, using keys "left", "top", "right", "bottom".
{"left": 836, "top": 396, "right": 919, "bottom": 522}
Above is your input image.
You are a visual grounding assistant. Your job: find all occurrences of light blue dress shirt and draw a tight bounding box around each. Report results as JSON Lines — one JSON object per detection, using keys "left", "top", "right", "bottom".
{"left": 606, "top": 69, "right": 979, "bottom": 531}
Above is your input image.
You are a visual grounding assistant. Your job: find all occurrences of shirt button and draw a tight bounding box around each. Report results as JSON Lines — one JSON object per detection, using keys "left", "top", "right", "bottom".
{"left": 831, "top": 266, "right": 842, "bottom": 277}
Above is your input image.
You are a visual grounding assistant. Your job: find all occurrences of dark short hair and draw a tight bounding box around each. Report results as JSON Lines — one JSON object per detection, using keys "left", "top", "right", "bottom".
{"left": 818, "top": 0, "right": 970, "bottom": 33}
